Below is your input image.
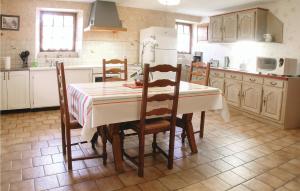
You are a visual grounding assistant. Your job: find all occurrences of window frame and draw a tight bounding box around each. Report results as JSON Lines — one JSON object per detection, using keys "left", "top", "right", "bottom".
{"left": 39, "top": 11, "right": 77, "bottom": 52}
{"left": 175, "top": 22, "right": 193, "bottom": 54}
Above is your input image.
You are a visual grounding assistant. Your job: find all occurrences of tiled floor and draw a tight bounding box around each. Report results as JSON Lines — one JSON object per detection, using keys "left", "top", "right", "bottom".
{"left": 1, "top": 109, "right": 300, "bottom": 191}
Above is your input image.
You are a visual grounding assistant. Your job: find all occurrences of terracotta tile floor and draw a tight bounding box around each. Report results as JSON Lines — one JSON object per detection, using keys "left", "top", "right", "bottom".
{"left": 1, "top": 109, "right": 300, "bottom": 191}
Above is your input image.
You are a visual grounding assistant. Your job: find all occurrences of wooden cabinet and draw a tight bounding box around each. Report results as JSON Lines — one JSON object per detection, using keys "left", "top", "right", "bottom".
{"left": 225, "top": 79, "right": 242, "bottom": 107}
{"left": 1, "top": 71, "right": 30, "bottom": 110}
{"left": 208, "top": 16, "right": 223, "bottom": 42}
{"left": 223, "top": 13, "right": 238, "bottom": 42}
{"left": 237, "top": 10, "right": 256, "bottom": 40}
{"left": 210, "top": 77, "right": 224, "bottom": 93}
{"left": 261, "top": 86, "right": 283, "bottom": 120}
{"left": 241, "top": 82, "right": 262, "bottom": 113}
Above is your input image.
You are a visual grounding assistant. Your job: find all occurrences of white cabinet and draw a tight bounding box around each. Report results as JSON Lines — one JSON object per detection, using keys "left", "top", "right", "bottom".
{"left": 241, "top": 82, "right": 262, "bottom": 114}
{"left": 261, "top": 86, "right": 283, "bottom": 120}
{"left": 30, "top": 69, "right": 92, "bottom": 108}
{"left": 209, "top": 16, "right": 223, "bottom": 42}
{"left": 225, "top": 79, "right": 242, "bottom": 107}
{"left": 223, "top": 13, "right": 238, "bottom": 42}
{"left": 30, "top": 70, "right": 59, "bottom": 108}
{"left": 210, "top": 77, "right": 225, "bottom": 93}
{"left": 1, "top": 71, "right": 30, "bottom": 110}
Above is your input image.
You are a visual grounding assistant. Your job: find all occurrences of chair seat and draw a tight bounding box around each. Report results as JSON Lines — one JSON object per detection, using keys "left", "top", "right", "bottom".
{"left": 128, "top": 118, "right": 171, "bottom": 134}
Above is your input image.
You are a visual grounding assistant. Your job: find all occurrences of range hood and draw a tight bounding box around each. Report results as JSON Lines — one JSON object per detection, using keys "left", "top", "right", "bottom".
{"left": 84, "top": 0, "right": 127, "bottom": 32}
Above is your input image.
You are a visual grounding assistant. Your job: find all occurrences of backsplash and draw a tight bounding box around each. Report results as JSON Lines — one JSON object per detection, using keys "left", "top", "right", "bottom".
{"left": 0, "top": 0, "right": 201, "bottom": 68}
{"left": 195, "top": 0, "right": 300, "bottom": 73}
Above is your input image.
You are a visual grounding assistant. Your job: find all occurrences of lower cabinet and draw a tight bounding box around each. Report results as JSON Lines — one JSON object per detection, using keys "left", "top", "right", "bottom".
{"left": 241, "top": 82, "right": 262, "bottom": 114}
{"left": 210, "top": 77, "right": 225, "bottom": 93}
{"left": 1, "top": 71, "right": 30, "bottom": 110}
{"left": 261, "top": 86, "right": 283, "bottom": 120}
{"left": 225, "top": 79, "right": 242, "bottom": 107}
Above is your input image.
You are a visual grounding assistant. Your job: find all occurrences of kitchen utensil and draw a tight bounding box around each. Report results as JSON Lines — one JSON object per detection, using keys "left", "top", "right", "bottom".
{"left": 19, "top": 50, "right": 30, "bottom": 67}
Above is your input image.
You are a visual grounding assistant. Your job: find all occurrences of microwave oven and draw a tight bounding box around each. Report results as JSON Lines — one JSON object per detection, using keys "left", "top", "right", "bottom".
{"left": 256, "top": 57, "right": 299, "bottom": 76}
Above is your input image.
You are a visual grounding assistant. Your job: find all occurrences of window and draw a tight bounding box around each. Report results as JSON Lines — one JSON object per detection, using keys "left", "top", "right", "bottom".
{"left": 40, "top": 11, "right": 77, "bottom": 52}
{"left": 176, "top": 22, "right": 192, "bottom": 54}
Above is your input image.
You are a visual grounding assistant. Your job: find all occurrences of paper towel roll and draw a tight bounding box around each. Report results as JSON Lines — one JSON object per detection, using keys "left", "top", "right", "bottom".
{"left": 2, "top": 57, "right": 11, "bottom": 69}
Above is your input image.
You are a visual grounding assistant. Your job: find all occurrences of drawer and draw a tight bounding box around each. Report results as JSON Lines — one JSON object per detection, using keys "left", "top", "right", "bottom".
{"left": 243, "top": 75, "right": 263, "bottom": 84}
{"left": 210, "top": 70, "right": 225, "bottom": 78}
{"left": 225, "top": 72, "right": 243, "bottom": 80}
{"left": 264, "top": 78, "right": 284, "bottom": 88}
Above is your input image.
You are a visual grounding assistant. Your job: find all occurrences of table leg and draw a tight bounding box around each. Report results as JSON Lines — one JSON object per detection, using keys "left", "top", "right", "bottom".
{"left": 182, "top": 113, "right": 198, "bottom": 153}
{"left": 110, "top": 124, "right": 124, "bottom": 172}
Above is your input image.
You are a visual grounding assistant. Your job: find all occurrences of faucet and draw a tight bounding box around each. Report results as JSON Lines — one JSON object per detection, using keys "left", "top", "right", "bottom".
{"left": 45, "top": 58, "right": 55, "bottom": 67}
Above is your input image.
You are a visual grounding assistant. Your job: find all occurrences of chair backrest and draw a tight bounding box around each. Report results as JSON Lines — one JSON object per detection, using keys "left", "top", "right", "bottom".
{"left": 189, "top": 61, "right": 211, "bottom": 86}
{"left": 140, "top": 64, "right": 182, "bottom": 132}
{"left": 56, "top": 62, "right": 70, "bottom": 127}
{"left": 102, "top": 58, "right": 128, "bottom": 82}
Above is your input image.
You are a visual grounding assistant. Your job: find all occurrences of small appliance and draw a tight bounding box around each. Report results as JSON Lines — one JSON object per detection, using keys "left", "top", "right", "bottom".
{"left": 256, "top": 57, "right": 299, "bottom": 76}
{"left": 224, "top": 56, "right": 230, "bottom": 68}
{"left": 193, "top": 52, "right": 203, "bottom": 62}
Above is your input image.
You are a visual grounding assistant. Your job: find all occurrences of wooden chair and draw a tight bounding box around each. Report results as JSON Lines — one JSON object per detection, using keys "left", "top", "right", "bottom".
{"left": 120, "top": 64, "right": 182, "bottom": 177}
{"left": 56, "top": 62, "right": 107, "bottom": 170}
{"left": 103, "top": 58, "right": 128, "bottom": 82}
{"left": 180, "top": 61, "right": 210, "bottom": 142}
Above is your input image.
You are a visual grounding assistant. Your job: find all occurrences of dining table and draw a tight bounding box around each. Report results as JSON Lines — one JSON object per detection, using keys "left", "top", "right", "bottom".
{"left": 67, "top": 81, "right": 229, "bottom": 172}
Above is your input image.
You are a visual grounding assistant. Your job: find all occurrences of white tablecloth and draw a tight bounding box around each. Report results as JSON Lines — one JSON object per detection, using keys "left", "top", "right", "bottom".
{"left": 68, "top": 81, "right": 229, "bottom": 141}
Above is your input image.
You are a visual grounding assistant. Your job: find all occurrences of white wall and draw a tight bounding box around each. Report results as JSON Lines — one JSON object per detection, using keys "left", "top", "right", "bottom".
{"left": 195, "top": 0, "right": 300, "bottom": 73}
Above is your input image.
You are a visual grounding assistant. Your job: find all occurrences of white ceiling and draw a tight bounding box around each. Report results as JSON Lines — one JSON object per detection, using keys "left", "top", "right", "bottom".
{"left": 58, "top": 0, "right": 277, "bottom": 16}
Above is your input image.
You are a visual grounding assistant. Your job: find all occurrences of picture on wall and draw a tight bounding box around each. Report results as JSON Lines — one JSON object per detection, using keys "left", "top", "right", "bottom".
{"left": 1, "top": 15, "right": 20, "bottom": 30}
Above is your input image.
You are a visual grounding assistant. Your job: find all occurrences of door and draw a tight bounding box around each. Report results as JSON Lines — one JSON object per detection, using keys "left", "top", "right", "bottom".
{"left": 223, "top": 13, "right": 238, "bottom": 42}
{"left": 241, "top": 82, "right": 262, "bottom": 113}
{"left": 238, "top": 10, "right": 256, "bottom": 40}
{"left": 209, "top": 16, "right": 223, "bottom": 42}
{"left": 261, "top": 86, "right": 283, "bottom": 120}
{"left": 30, "top": 70, "right": 59, "bottom": 108}
{"left": 225, "top": 79, "right": 242, "bottom": 107}
{"left": 6, "top": 71, "right": 30, "bottom": 110}
{"left": 210, "top": 77, "right": 225, "bottom": 93}
{"left": 1, "top": 72, "right": 7, "bottom": 110}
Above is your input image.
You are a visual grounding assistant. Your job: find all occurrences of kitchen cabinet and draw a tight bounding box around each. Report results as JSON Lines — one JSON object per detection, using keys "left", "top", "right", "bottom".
{"left": 208, "top": 16, "right": 223, "bottom": 42}
{"left": 237, "top": 10, "right": 256, "bottom": 40}
{"left": 241, "top": 82, "right": 262, "bottom": 113}
{"left": 210, "top": 77, "right": 224, "bottom": 93}
{"left": 261, "top": 86, "right": 283, "bottom": 120}
{"left": 223, "top": 13, "right": 238, "bottom": 42}
{"left": 1, "top": 71, "right": 30, "bottom": 110}
{"left": 225, "top": 79, "right": 242, "bottom": 107}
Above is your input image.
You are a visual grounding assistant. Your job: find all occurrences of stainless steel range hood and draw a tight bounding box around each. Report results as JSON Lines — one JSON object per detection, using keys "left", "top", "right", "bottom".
{"left": 84, "top": 0, "right": 127, "bottom": 32}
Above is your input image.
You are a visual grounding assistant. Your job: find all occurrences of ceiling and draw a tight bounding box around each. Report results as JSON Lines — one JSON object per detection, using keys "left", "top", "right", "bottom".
{"left": 58, "top": 0, "right": 277, "bottom": 16}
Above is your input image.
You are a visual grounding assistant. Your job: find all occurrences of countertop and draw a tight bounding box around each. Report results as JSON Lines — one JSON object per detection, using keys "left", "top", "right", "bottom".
{"left": 210, "top": 67, "right": 300, "bottom": 80}
{"left": 0, "top": 66, "right": 29, "bottom": 72}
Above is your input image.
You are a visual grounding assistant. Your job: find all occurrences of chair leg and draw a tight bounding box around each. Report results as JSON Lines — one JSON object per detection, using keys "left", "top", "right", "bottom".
{"left": 138, "top": 134, "right": 145, "bottom": 177}
{"left": 181, "top": 130, "right": 186, "bottom": 144}
{"left": 200, "top": 111, "right": 205, "bottom": 138}
{"left": 66, "top": 127, "right": 72, "bottom": 170}
{"left": 152, "top": 133, "right": 157, "bottom": 154}
{"left": 168, "top": 127, "right": 175, "bottom": 169}
{"left": 91, "top": 132, "right": 98, "bottom": 149}
{"left": 120, "top": 130, "right": 125, "bottom": 160}
{"left": 61, "top": 119, "right": 66, "bottom": 155}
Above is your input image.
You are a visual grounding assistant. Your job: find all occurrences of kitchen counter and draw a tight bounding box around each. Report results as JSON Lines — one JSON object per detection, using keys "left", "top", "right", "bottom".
{"left": 29, "top": 65, "right": 101, "bottom": 71}
{"left": 210, "top": 67, "right": 299, "bottom": 80}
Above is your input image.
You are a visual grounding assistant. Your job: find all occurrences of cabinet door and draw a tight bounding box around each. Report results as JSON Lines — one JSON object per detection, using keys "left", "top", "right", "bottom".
{"left": 6, "top": 71, "right": 30, "bottom": 110}
{"left": 30, "top": 70, "right": 59, "bottom": 108}
{"left": 225, "top": 79, "right": 242, "bottom": 107}
{"left": 223, "top": 13, "right": 238, "bottom": 42}
{"left": 65, "top": 69, "right": 92, "bottom": 85}
{"left": 238, "top": 10, "right": 256, "bottom": 40}
{"left": 209, "top": 16, "right": 223, "bottom": 42}
{"left": 210, "top": 77, "right": 225, "bottom": 93}
{"left": 1, "top": 72, "right": 7, "bottom": 110}
{"left": 241, "top": 82, "right": 262, "bottom": 113}
{"left": 261, "top": 86, "right": 283, "bottom": 120}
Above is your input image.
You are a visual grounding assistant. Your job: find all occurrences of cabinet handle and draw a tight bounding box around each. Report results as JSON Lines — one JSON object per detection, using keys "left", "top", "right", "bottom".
{"left": 249, "top": 78, "right": 256, "bottom": 82}
{"left": 8, "top": 72, "right": 10, "bottom": 80}
{"left": 3, "top": 72, "right": 5, "bottom": 80}
{"left": 270, "top": 82, "right": 277, "bottom": 86}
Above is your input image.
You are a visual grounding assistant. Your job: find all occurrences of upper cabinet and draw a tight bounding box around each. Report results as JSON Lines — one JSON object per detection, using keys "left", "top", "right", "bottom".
{"left": 209, "top": 16, "right": 223, "bottom": 42}
{"left": 223, "top": 13, "right": 238, "bottom": 42}
{"left": 208, "top": 8, "right": 283, "bottom": 43}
